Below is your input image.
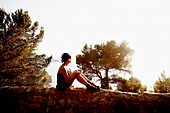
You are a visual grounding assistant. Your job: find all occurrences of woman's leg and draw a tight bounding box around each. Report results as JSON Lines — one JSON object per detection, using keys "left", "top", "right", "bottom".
{"left": 68, "top": 70, "right": 88, "bottom": 86}
{"left": 76, "top": 74, "right": 89, "bottom": 85}
{"left": 68, "top": 70, "right": 100, "bottom": 90}
{"left": 80, "top": 73, "right": 89, "bottom": 81}
{"left": 76, "top": 74, "right": 100, "bottom": 90}
{"left": 80, "top": 73, "right": 98, "bottom": 86}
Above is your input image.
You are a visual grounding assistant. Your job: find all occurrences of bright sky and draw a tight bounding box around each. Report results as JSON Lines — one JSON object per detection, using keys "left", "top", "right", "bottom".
{"left": 1, "top": 0, "right": 170, "bottom": 89}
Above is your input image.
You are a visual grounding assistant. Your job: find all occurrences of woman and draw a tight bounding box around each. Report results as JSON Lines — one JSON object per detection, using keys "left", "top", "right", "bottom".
{"left": 56, "top": 53, "right": 100, "bottom": 91}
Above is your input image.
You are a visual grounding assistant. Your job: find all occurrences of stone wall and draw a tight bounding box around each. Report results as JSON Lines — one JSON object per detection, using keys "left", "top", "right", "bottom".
{"left": 0, "top": 86, "right": 170, "bottom": 113}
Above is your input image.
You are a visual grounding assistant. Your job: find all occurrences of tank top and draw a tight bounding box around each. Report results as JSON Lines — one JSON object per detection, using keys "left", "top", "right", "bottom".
{"left": 57, "top": 72, "right": 71, "bottom": 84}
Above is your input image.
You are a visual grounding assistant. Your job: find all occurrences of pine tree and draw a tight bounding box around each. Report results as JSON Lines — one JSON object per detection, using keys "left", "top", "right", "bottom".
{"left": 76, "top": 40, "right": 134, "bottom": 89}
{"left": 154, "top": 71, "right": 170, "bottom": 93}
{"left": 117, "top": 76, "right": 147, "bottom": 93}
{"left": 0, "top": 8, "right": 52, "bottom": 86}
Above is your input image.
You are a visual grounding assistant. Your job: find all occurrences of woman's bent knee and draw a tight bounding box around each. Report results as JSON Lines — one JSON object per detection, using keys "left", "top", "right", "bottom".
{"left": 69, "top": 70, "right": 80, "bottom": 79}
{"left": 73, "top": 70, "right": 81, "bottom": 75}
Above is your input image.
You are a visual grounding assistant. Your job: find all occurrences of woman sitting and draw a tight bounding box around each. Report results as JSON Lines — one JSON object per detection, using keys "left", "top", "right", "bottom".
{"left": 56, "top": 53, "right": 100, "bottom": 91}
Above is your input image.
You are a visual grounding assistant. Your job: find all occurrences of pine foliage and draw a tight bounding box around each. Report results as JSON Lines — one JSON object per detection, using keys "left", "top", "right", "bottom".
{"left": 0, "top": 9, "right": 52, "bottom": 86}
{"left": 117, "top": 76, "right": 147, "bottom": 93}
{"left": 76, "top": 40, "right": 134, "bottom": 89}
{"left": 154, "top": 71, "right": 170, "bottom": 93}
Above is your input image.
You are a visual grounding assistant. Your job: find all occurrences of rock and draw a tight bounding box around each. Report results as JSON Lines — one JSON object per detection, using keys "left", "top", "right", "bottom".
{"left": 0, "top": 86, "right": 170, "bottom": 113}
{"left": 29, "top": 103, "right": 41, "bottom": 111}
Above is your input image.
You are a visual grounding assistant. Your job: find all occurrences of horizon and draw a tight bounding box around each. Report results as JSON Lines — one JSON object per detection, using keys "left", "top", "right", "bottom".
{"left": 1, "top": 0, "right": 170, "bottom": 90}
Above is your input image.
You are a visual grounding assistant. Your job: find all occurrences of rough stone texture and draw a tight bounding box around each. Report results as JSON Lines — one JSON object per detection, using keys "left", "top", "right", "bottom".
{"left": 0, "top": 86, "right": 170, "bottom": 113}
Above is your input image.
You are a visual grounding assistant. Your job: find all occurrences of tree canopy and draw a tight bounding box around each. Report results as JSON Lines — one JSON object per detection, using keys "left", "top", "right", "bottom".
{"left": 76, "top": 40, "right": 134, "bottom": 88}
{"left": 154, "top": 71, "right": 170, "bottom": 93}
{"left": 0, "top": 8, "right": 52, "bottom": 86}
{"left": 117, "top": 76, "right": 147, "bottom": 93}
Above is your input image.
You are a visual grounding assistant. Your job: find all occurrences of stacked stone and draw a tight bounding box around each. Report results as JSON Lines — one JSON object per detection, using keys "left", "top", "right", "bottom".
{"left": 0, "top": 86, "right": 170, "bottom": 113}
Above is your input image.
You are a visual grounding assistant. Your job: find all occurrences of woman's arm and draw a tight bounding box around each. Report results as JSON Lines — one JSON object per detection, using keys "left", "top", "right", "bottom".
{"left": 59, "top": 66, "right": 70, "bottom": 82}
{"left": 69, "top": 68, "right": 81, "bottom": 74}
{"left": 69, "top": 68, "right": 72, "bottom": 74}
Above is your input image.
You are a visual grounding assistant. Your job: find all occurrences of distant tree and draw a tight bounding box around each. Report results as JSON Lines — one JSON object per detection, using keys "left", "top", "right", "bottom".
{"left": 76, "top": 40, "right": 134, "bottom": 89}
{"left": 154, "top": 71, "right": 170, "bottom": 93}
{"left": 117, "top": 76, "right": 147, "bottom": 93}
{"left": 0, "top": 8, "right": 52, "bottom": 86}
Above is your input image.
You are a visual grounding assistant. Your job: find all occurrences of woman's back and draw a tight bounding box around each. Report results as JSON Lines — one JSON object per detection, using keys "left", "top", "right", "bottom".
{"left": 57, "top": 72, "right": 64, "bottom": 84}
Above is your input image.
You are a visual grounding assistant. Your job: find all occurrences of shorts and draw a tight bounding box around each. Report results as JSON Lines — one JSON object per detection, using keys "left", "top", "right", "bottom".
{"left": 56, "top": 80, "right": 71, "bottom": 91}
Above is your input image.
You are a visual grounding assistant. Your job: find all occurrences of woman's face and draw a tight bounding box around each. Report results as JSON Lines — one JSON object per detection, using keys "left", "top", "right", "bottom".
{"left": 67, "top": 58, "right": 71, "bottom": 64}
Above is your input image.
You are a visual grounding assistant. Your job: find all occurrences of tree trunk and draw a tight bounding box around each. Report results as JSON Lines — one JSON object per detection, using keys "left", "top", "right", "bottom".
{"left": 105, "top": 69, "right": 109, "bottom": 89}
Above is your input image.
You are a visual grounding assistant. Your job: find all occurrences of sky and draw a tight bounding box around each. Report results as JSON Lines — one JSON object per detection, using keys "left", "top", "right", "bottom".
{"left": 1, "top": 0, "right": 170, "bottom": 89}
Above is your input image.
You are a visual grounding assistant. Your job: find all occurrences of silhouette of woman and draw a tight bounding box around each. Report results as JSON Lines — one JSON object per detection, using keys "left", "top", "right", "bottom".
{"left": 56, "top": 53, "right": 100, "bottom": 91}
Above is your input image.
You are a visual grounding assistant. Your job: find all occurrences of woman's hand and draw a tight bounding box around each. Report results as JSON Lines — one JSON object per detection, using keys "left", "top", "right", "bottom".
{"left": 76, "top": 70, "right": 82, "bottom": 74}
